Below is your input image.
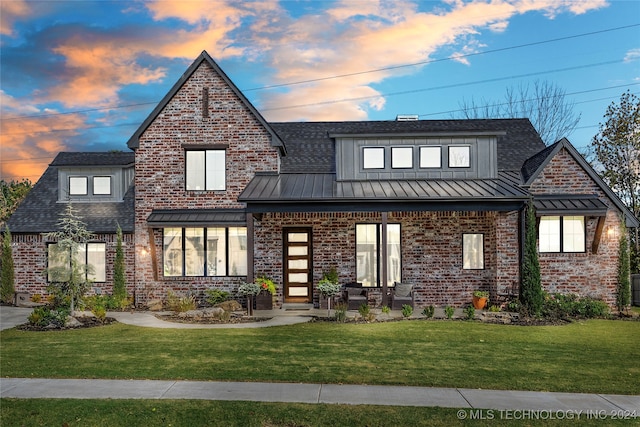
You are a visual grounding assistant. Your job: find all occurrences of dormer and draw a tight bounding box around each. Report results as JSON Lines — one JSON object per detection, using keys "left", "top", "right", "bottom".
{"left": 52, "top": 152, "right": 134, "bottom": 203}
{"left": 332, "top": 131, "right": 503, "bottom": 181}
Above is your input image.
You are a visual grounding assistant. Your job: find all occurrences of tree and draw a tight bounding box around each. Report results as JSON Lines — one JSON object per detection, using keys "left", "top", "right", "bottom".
{"left": 590, "top": 91, "right": 640, "bottom": 273}
{"left": 456, "top": 80, "right": 581, "bottom": 145}
{"left": 521, "top": 200, "right": 543, "bottom": 316}
{"left": 1, "top": 227, "right": 15, "bottom": 303}
{"left": 43, "top": 204, "right": 95, "bottom": 312}
{"left": 1, "top": 179, "right": 32, "bottom": 224}
{"left": 112, "top": 224, "right": 127, "bottom": 306}
{"left": 617, "top": 221, "right": 631, "bottom": 314}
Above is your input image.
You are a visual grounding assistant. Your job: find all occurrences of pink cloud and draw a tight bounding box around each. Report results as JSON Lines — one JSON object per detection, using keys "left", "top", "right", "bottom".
{"left": 0, "top": 0, "right": 31, "bottom": 36}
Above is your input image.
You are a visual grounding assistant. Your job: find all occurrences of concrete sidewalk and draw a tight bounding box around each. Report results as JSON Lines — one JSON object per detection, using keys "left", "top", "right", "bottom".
{"left": 1, "top": 378, "right": 639, "bottom": 412}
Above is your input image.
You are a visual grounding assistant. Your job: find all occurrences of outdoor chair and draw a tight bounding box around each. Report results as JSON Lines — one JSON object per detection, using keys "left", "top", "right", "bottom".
{"left": 343, "top": 282, "right": 367, "bottom": 310}
{"left": 390, "top": 282, "right": 414, "bottom": 310}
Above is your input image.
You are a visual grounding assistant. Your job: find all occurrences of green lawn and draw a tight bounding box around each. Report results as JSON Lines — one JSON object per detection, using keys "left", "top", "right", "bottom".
{"left": 2, "top": 319, "right": 638, "bottom": 395}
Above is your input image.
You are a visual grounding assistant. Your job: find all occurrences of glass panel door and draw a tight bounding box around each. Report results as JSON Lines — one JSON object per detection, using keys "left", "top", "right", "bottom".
{"left": 284, "top": 228, "right": 312, "bottom": 303}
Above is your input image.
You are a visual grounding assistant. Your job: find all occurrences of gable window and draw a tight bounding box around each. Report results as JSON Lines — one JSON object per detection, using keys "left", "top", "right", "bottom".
{"left": 449, "top": 146, "right": 470, "bottom": 168}
{"left": 356, "top": 223, "right": 401, "bottom": 287}
{"left": 163, "top": 227, "right": 247, "bottom": 277}
{"left": 420, "top": 146, "right": 441, "bottom": 168}
{"left": 391, "top": 147, "right": 413, "bottom": 169}
{"left": 462, "top": 233, "right": 484, "bottom": 269}
{"left": 363, "top": 147, "right": 385, "bottom": 169}
{"left": 69, "top": 176, "right": 88, "bottom": 195}
{"left": 47, "top": 242, "right": 106, "bottom": 282}
{"left": 539, "top": 216, "right": 585, "bottom": 253}
{"left": 186, "top": 149, "right": 226, "bottom": 191}
{"left": 93, "top": 176, "right": 111, "bottom": 195}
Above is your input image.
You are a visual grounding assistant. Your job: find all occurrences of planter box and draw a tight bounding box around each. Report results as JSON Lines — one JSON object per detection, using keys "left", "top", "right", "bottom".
{"left": 255, "top": 293, "right": 273, "bottom": 310}
{"left": 319, "top": 295, "right": 337, "bottom": 310}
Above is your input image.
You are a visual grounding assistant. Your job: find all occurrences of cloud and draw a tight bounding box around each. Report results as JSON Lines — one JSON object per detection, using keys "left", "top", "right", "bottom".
{"left": 0, "top": 0, "right": 31, "bottom": 36}
{"left": 624, "top": 48, "right": 640, "bottom": 63}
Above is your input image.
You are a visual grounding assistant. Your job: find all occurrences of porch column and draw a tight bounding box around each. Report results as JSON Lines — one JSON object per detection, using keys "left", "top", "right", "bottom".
{"left": 381, "top": 212, "right": 388, "bottom": 306}
{"left": 246, "top": 213, "right": 254, "bottom": 283}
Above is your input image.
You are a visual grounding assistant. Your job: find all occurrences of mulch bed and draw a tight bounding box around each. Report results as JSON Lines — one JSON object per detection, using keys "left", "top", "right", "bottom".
{"left": 17, "top": 316, "right": 118, "bottom": 331}
{"left": 155, "top": 312, "right": 271, "bottom": 324}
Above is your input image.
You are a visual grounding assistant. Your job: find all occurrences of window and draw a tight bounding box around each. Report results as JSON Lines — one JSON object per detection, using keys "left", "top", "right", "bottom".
{"left": 420, "top": 146, "right": 441, "bottom": 168}
{"left": 463, "top": 234, "right": 484, "bottom": 269}
{"left": 47, "top": 242, "right": 106, "bottom": 282}
{"left": 163, "top": 227, "right": 247, "bottom": 277}
{"left": 363, "top": 147, "right": 385, "bottom": 169}
{"left": 356, "top": 224, "right": 401, "bottom": 287}
{"left": 539, "top": 216, "right": 585, "bottom": 253}
{"left": 391, "top": 147, "right": 413, "bottom": 169}
{"left": 69, "top": 176, "right": 88, "bottom": 195}
{"left": 186, "top": 150, "right": 226, "bottom": 190}
{"left": 93, "top": 176, "right": 111, "bottom": 195}
{"left": 449, "top": 146, "right": 470, "bottom": 168}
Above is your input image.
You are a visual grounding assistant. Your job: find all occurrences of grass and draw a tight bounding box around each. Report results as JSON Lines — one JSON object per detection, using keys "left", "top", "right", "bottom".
{"left": 2, "top": 319, "right": 639, "bottom": 394}
{"left": 1, "top": 399, "right": 638, "bottom": 427}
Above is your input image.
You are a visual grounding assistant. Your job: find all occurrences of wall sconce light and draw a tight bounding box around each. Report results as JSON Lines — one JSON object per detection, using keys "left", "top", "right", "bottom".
{"left": 140, "top": 247, "right": 149, "bottom": 256}
{"left": 606, "top": 225, "right": 619, "bottom": 242}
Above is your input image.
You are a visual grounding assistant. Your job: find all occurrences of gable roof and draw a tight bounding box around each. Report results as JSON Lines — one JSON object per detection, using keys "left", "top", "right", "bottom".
{"left": 5, "top": 153, "right": 135, "bottom": 234}
{"left": 272, "top": 118, "right": 545, "bottom": 173}
{"left": 522, "top": 137, "right": 639, "bottom": 227}
{"left": 127, "top": 51, "right": 285, "bottom": 154}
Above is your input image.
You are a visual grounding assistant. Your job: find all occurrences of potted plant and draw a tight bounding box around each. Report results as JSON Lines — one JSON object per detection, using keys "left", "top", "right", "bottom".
{"left": 254, "top": 276, "right": 276, "bottom": 310}
{"left": 472, "top": 290, "right": 489, "bottom": 309}
{"left": 237, "top": 281, "right": 261, "bottom": 316}
{"left": 317, "top": 267, "right": 340, "bottom": 313}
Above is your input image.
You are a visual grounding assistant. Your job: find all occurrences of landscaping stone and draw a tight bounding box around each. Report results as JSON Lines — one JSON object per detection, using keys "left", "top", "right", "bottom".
{"left": 65, "top": 316, "right": 83, "bottom": 328}
{"left": 215, "top": 300, "right": 242, "bottom": 312}
{"left": 145, "top": 299, "right": 163, "bottom": 311}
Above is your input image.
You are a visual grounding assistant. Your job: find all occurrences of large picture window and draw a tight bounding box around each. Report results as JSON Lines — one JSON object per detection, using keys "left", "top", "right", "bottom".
{"left": 186, "top": 149, "right": 226, "bottom": 191}
{"left": 47, "top": 242, "right": 106, "bottom": 282}
{"left": 539, "top": 216, "right": 585, "bottom": 253}
{"left": 163, "top": 227, "right": 247, "bottom": 277}
{"left": 462, "top": 233, "right": 484, "bottom": 269}
{"left": 356, "top": 224, "right": 401, "bottom": 287}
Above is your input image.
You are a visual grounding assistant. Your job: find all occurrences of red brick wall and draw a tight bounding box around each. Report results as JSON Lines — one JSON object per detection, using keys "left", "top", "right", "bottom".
{"left": 133, "top": 61, "right": 280, "bottom": 302}
{"left": 256, "top": 210, "right": 519, "bottom": 308}
{"left": 10, "top": 232, "right": 135, "bottom": 298}
{"left": 529, "top": 148, "right": 622, "bottom": 306}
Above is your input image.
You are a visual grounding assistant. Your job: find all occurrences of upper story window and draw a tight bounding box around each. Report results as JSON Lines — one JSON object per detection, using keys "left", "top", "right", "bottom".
{"left": 539, "top": 216, "right": 585, "bottom": 253}
{"left": 363, "top": 147, "right": 385, "bottom": 169}
{"left": 93, "top": 176, "right": 112, "bottom": 195}
{"left": 449, "top": 146, "right": 470, "bottom": 168}
{"left": 186, "top": 149, "right": 226, "bottom": 191}
{"left": 419, "top": 146, "right": 441, "bottom": 168}
{"left": 391, "top": 147, "right": 413, "bottom": 169}
{"left": 69, "top": 176, "right": 88, "bottom": 195}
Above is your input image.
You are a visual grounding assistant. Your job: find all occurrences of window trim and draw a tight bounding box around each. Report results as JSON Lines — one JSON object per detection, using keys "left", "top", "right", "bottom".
{"left": 362, "top": 147, "right": 385, "bottom": 170}
{"left": 355, "top": 223, "right": 402, "bottom": 288}
{"left": 538, "top": 215, "right": 586, "bottom": 253}
{"left": 69, "top": 176, "right": 88, "bottom": 196}
{"left": 185, "top": 149, "right": 227, "bottom": 191}
{"left": 93, "top": 176, "right": 112, "bottom": 195}
{"left": 462, "top": 233, "right": 485, "bottom": 270}
{"left": 162, "top": 227, "right": 247, "bottom": 277}
{"left": 46, "top": 241, "right": 106, "bottom": 283}
{"left": 419, "top": 145, "right": 442, "bottom": 168}
{"left": 391, "top": 146, "right": 413, "bottom": 169}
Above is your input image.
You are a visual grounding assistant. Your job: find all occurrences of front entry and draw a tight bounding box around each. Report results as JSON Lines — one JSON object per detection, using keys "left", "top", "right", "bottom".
{"left": 283, "top": 228, "right": 312, "bottom": 303}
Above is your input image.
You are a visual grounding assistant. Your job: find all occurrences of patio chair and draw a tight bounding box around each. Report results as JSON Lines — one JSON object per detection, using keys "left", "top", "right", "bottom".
{"left": 390, "top": 282, "right": 414, "bottom": 310}
{"left": 343, "top": 282, "right": 367, "bottom": 310}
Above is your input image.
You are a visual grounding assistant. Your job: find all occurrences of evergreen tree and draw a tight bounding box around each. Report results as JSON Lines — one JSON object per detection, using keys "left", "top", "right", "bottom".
{"left": 617, "top": 221, "right": 631, "bottom": 314}
{"left": 521, "top": 200, "right": 543, "bottom": 316}
{"left": 43, "top": 204, "right": 95, "bottom": 312}
{"left": 1, "top": 227, "right": 15, "bottom": 303}
{"left": 112, "top": 224, "right": 127, "bottom": 305}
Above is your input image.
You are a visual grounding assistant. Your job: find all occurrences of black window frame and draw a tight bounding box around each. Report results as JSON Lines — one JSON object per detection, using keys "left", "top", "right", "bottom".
{"left": 538, "top": 215, "right": 586, "bottom": 254}
{"left": 355, "top": 223, "right": 402, "bottom": 288}
{"left": 185, "top": 148, "right": 227, "bottom": 191}
{"left": 46, "top": 241, "right": 106, "bottom": 283}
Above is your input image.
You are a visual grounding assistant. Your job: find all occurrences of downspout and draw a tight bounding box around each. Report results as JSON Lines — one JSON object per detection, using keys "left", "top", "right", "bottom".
{"left": 381, "top": 212, "right": 388, "bottom": 306}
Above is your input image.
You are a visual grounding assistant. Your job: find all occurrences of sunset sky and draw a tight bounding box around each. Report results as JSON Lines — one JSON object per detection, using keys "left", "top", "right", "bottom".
{"left": 1, "top": 0, "right": 638, "bottom": 182}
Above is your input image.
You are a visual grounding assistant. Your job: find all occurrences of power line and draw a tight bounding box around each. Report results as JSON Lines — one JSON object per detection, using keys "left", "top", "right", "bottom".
{"left": 2, "top": 23, "right": 637, "bottom": 121}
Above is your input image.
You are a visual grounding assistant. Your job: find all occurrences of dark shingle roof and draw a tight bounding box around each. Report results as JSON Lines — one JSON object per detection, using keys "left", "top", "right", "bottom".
{"left": 5, "top": 153, "right": 135, "bottom": 234}
{"left": 273, "top": 118, "right": 545, "bottom": 173}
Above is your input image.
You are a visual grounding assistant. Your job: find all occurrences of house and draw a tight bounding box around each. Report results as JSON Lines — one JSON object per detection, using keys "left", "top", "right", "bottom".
{"left": 6, "top": 51, "right": 638, "bottom": 309}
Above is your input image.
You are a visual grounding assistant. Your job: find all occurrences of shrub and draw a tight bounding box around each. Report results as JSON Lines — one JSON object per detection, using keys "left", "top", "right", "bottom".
{"left": 28, "top": 306, "right": 69, "bottom": 328}
{"left": 334, "top": 303, "right": 347, "bottom": 322}
{"left": 205, "top": 288, "right": 230, "bottom": 306}
{"left": 541, "top": 293, "right": 610, "bottom": 319}
{"left": 422, "top": 305, "right": 435, "bottom": 318}
{"left": 505, "top": 299, "right": 520, "bottom": 313}
{"left": 166, "top": 291, "right": 197, "bottom": 312}
{"left": 401, "top": 304, "right": 413, "bottom": 318}
{"left": 489, "top": 305, "right": 500, "bottom": 312}
{"left": 31, "top": 294, "right": 42, "bottom": 303}
{"left": 617, "top": 222, "right": 631, "bottom": 313}
{"left": 358, "top": 303, "right": 370, "bottom": 318}
{"left": 463, "top": 305, "right": 475, "bottom": 320}
{"left": 521, "top": 200, "right": 543, "bottom": 316}
{"left": 92, "top": 306, "right": 107, "bottom": 322}
{"left": 381, "top": 305, "right": 390, "bottom": 314}
{"left": 112, "top": 225, "right": 127, "bottom": 305}
{"left": 444, "top": 305, "right": 455, "bottom": 319}
{"left": 0, "top": 228, "right": 15, "bottom": 304}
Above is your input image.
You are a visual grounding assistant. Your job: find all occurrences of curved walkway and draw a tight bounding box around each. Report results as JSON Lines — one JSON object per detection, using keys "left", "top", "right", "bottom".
{"left": 107, "top": 311, "right": 312, "bottom": 329}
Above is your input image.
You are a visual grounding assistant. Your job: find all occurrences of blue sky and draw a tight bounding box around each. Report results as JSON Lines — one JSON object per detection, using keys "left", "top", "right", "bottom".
{"left": 1, "top": 0, "right": 638, "bottom": 181}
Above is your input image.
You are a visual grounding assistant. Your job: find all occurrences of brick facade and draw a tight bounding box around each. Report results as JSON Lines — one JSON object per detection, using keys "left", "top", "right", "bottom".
{"left": 529, "top": 148, "right": 622, "bottom": 306}
{"left": 133, "top": 61, "right": 279, "bottom": 302}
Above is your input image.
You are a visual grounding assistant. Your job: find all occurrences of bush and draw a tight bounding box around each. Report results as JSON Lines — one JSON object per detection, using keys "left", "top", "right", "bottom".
{"left": 444, "top": 305, "right": 455, "bottom": 319}
{"left": 205, "top": 289, "right": 230, "bottom": 306}
{"left": 334, "top": 303, "right": 347, "bottom": 322}
{"left": 28, "top": 306, "right": 69, "bottom": 328}
{"left": 166, "top": 291, "right": 197, "bottom": 312}
{"left": 421, "top": 305, "right": 435, "bottom": 318}
{"left": 463, "top": 305, "right": 475, "bottom": 320}
{"left": 381, "top": 305, "right": 390, "bottom": 314}
{"left": 541, "top": 293, "right": 610, "bottom": 319}
{"left": 358, "top": 303, "right": 370, "bottom": 318}
{"left": 401, "top": 304, "right": 413, "bottom": 318}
